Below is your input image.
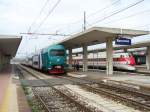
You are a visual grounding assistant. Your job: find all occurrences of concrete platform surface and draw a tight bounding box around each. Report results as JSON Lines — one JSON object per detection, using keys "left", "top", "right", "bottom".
{"left": 136, "top": 65, "right": 150, "bottom": 74}
{"left": 68, "top": 70, "right": 150, "bottom": 88}
{"left": 0, "top": 66, "right": 11, "bottom": 109}
{"left": 0, "top": 65, "right": 31, "bottom": 112}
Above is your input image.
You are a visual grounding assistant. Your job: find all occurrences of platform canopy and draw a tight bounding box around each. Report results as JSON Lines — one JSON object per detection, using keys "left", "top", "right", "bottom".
{"left": 71, "top": 40, "right": 150, "bottom": 54}
{"left": 0, "top": 35, "right": 22, "bottom": 57}
{"left": 60, "top": 27, "right": 149, "bottom": 49}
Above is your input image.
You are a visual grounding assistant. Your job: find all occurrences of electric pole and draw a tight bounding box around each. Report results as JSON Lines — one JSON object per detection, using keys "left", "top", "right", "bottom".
{"left": 83, "top": 11, "right": 86, "bottom": 31}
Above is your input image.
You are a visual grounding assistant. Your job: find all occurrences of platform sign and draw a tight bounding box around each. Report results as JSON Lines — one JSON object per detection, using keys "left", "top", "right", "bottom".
{"left": 115, "top": 37, "right": 131, "bottom": 45}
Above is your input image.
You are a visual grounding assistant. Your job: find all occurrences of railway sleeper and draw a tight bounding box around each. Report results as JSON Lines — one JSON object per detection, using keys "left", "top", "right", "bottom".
{"left": 81, "top": 84, "right": 150, "bottom": 112}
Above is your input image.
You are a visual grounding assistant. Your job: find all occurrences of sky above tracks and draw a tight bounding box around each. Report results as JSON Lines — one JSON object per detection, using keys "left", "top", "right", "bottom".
{"left": 0, "top": 0, "right": 150, "bottom": 58}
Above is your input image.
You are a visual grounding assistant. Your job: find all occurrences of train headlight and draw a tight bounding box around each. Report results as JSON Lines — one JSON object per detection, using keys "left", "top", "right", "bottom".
{"left": 55, "top": 66, "right": 61, "bottom": 69}
{"left": 48, "top": 67, "right": 52, "bottom": 70}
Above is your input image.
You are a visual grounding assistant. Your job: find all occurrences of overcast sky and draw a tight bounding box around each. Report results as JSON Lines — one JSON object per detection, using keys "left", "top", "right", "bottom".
{"left": 0, "top": 0, "right": 150, "bottom": 58}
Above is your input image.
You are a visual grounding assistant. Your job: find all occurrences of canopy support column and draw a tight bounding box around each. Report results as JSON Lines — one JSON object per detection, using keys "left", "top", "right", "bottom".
{"left": 83, "top": 45, "right": 88, "bottom": 72}
{"left": 106, "top": 37, "right": 113, "bottom": 75}
{"left": 68, "top": 48, "right": 72, "bottom": 69}
{"left": 146, "top": 46, "right": 150, "bottom": 70}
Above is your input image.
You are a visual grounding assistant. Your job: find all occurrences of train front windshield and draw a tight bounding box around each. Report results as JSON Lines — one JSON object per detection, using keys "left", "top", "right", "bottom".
{"left": 50, "top": 50, "right": 65, "bottom": 56}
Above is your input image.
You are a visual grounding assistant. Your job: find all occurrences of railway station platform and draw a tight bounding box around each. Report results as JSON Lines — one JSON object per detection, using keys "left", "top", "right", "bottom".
{"left": 0, "top": 65, "right": 31, "bottom": 112}
{"left": 135, "top": 65, "right": 150, "bottom": 74}
{"left": 67, "top": 70, "right": 150, "bottom": 88}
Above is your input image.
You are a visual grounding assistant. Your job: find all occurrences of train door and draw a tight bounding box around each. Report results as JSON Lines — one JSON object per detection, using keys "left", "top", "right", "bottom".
{"left": 39, "top": 53, "right": 42, "bottom": 70}
{"left": 32, "top": 55, "right": 40, "bottom": 69}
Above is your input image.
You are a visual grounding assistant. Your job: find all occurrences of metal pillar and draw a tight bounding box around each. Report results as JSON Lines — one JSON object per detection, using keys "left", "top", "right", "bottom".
{"left": 146, "top": 46, "right": 150, "bottom": 70}
{"left": 83, "top": 45, "right": 88, "bottom": 72}
{"left": 106, "top": 38, "right": 113, "bottom": 75}
{"left": 68, "top": 48, "right": 72, "bottom": 69}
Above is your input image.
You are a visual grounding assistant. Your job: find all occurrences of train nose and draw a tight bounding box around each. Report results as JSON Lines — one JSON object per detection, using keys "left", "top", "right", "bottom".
{"left": 51, "top": 57, "right": 65, "bottom": 65}
{"left": 128, "top": 57, "right": 135, "bottom": 66}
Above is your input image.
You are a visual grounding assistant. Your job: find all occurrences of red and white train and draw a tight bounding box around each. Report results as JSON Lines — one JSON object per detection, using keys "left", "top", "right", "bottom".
{"left": 71, "top": 52, "right": 136, "bottom": 71}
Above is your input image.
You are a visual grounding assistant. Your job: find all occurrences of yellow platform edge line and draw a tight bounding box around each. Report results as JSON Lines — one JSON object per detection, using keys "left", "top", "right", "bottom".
{"left": 0, "top": 83, "right": 18, "bottom": 112}
{"left": 0, "top": 84, "right": 11, "bottom": 112}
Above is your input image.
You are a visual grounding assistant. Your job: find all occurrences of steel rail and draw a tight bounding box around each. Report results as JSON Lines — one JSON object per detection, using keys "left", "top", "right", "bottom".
{"left": 57, "top": 76, "right": 150, "bottom": 111}
{"left": 32, "top": 89, "right": 51, "bottom": 112}
{"left": 82, "top": 84, "right": 150, "bottom": 111}
{"left": 19, "top": 65, "right": 150, "bottom": 111}
{"left": 18, "top": 65, "right": 94, "bottom": 112}
{"left": 64, "top": 75, "right": 150, "bottom": 98}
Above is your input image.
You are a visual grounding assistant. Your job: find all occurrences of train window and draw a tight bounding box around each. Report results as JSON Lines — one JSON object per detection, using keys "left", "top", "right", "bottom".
{"left": 33, "top": 62, "right": 38, "bottom": 65}
{"left": 129, "top": 54, "right": 132, "bottom": 57}
{"left": 50, "top": 50, "right": 65, "bottom": 56}
{"left": 120, "top": 55, "right": 124, "bottom": 58}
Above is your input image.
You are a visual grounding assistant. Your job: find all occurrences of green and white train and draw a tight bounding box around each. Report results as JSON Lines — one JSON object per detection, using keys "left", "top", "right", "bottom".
{"left": 25, "top": 44, "right": 67, "bottom": 74}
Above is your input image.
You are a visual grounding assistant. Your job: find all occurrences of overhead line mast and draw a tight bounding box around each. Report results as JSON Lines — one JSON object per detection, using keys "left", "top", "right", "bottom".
{"left": 33, "top": 0, "right": 61, "bottom": 33}
{"left": 28, "top": 0, "right": 50, "bottom": 33}
{"left": 45, "top": 0, "right": 120, "bottom": 34}
{"left": 84, "top": 11, "right": 86, "bottom": 31}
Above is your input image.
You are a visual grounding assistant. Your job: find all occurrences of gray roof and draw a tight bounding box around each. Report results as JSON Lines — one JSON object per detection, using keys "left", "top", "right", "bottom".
{"left": 0, "top": 35, "right": 22, "bottom": 57}
{"left": 59, "top": 27, "right": 149, "bottom": 49}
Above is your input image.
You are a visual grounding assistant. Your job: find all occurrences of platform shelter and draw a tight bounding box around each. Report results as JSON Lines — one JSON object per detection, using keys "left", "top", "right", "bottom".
{"left": 0, "top": 35, "right": 22, "bottom": 71}
{"left": 59, "top": 27, "right": 149, "bottom": 75}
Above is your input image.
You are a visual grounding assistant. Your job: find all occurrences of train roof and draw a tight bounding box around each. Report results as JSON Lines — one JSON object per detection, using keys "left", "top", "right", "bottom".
{"left": 41, "top": 44, "right": 65, "bottom": 54}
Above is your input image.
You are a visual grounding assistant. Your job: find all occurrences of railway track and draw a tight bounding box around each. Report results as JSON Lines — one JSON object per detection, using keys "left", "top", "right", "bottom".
{"left": 81, "top": 84, "right": 150, "bottom": 111}
{"left": 18, "top": 65, "right": 150, "bottom": 112}
{"left": 32, "top": 86, "right": 94, "bottom": 112}
{"left": 18, "top": 66, "right": 101, "bottom": 112}
{"left": 58, "top": 76, "right": 150, "bottom": 112}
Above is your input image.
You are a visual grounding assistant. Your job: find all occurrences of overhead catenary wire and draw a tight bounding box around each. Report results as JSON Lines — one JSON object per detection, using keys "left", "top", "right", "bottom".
{"left": 89, "top": 0, "right": 144, "bottom": 27}
{"left": 28, "top": 0, "right": 50, "bottom": 33}
{"left": 26, "top": 0, "right": 121, "bottom": 37}
{"left": 56, "top": 0, "right": 145, "bottom": 36}
{"left": 86, "top": 0, "right": 121, "bottom": 19}
{"left": 33, "top": 0, "right": 61, "bottom": 33}
{"left": 27, "top": 0, "right": 147, "bottom": 39}
{"left": 103, "top": 9, "right": 150, "bottom": 26}
{"left": 20, "top": 0, "right": 150, "bottom": 57}
{"left": 52, "top": 0, "right": 120, "bottom": 32}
